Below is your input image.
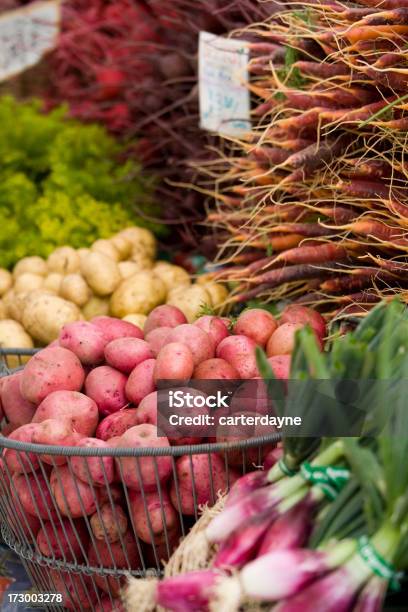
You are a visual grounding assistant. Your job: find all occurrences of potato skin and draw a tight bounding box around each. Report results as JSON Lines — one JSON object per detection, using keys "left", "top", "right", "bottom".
{"left": 125, "top": 358, "right": 156, "bottom": 405}
{"left": 91, "top": 239, "right": 120, "bottom": 262}
{"left": 193, "top": 358, "right": 239, "bottom": 380}
{"left": 82, "top": 296, "right": 110, "bottom": 320}
{"left": 90, "top": 504, "right": 128, "bottom": 543}
{"left": 71, "top": 438, "right": 115, "bottom": 486}
{"left": 154, "top": 342, "right": 194, "bottom": 382}
{"left": 13, "top": 272, "right": 44, "bottom": 294}
{"left": 129, "top": 489, "right": 178, "bottom": 544}
{"left": 51, "top": 466, "right": 97, "bottom": 518}
{"left": 14, "top": 472, "right": 58, "bottom": 520}
{"left": 145, "top": 327, "right": 172, "bottom": 357}
{"left": 32, "top": 419, "right": 81, "bottom": 466}
{"left": 104, "top": 337, "right": 153, "bottom": 373}
{"left": 48, "top": 246, "right": 80, "bottom": 274}
{"left": 47, "top": 569, "right": 93, "bottom": 610}
{"left": 234, "top": 308, "right": 278, "bottom": 347}
{"left": 59, "top": 321, "right": 107, "bottom": 365}
{"left": 33, "top": 390, "right": 98, "bottom": 437}
{"left": 22, "top": 294, "right": 82, "bottom": 344}
{"left": 166, "top": 284, "right": 212, "bottom": 323}
{"left": 144, "top": 304, "right": 187, "bottom": 335}
{"left": 153, "top": 261, "right": 190, "bottom": 291}
{"left": 110, "top": 271, "right": 166, "bottom": 317}
{"left": 81, "top": 252, "right": 121, "bottom": 296}
{"left": 194, "top": 315, "right": 229, "bottom": 349}
{"left": 0, "top": 320, "right": 34, "bottom": 366}
{"left": 60, "top": 274, "right": 91, "bottom": 307}
{"left": 85, "top": 366, "right": 127, "bottom": 416}
{"left": 3, "top": 423, "right": 41, "bottom": 473}
{"left": 2, "top": 371, "right": 36, "bottom": 426}
{"left": 122, "top": 313, "right": 147, "bottom": 329}
{"left": 20, "top": 346, "right": 85, "bottom": 404}
{"left": 91, "top": 316, "right": 143, "bottom": 343}
{"left": 165, "top": 324, "right": 214, "bottom": 366}
{"left": 13, "top": 256, "right": 47, "bottom": 278}
{"left": 95, "top": 409, "right": 139, "bottom": 441}
{"left": 266, "top": 323, "right": 304, "bottom": 357}
{"left": 88, "top": 530, "right": 140, "bottom": 596}
{"left": 0, "top": 268, "right": 12, "bottom": 296}
{"left": 37, "top": 519, "right": 88, "bottom": 561}
{"left": 216, "top": 335, "right": 259, "bottom": 379}
{"left": 134, "top": 392, "right": 157, "bottom": 426}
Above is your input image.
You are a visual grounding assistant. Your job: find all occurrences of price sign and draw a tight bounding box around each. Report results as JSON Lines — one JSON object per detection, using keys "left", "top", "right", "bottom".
{"left": 0, "top": 0, "right": 60, "bottom": 82}
{"left": 199, "top": 31, "right": 251, "bottom": 137}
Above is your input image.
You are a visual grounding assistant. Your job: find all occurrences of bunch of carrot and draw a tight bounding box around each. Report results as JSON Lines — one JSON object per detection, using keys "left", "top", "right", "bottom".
{"left": 204, "top": 0, "right": 408, "bottom": 319}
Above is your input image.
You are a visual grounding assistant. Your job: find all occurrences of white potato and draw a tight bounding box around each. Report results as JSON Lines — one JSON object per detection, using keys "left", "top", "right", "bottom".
{"left": 200, "top": 281, "right": 229, "bottom": 307}
{"left": 48, "top": 246, "right": 80, "bottom": 274}
{"left": 0, "top": 269, "right": 12, "bottom": 296}
{"left": 14, "top": 273, "right": 44, "bottom": 294}
{"left": 110, "top": 271, "right": 166, "bottom": 317}
{"left": 110, "top": 234, "right": 132, "bottom": 259}
{"left": 43, "top": 273, "right": 63, "bottom": 294}
{"left": 60, "top": 274, "right": 92, "bottom": 307}
{"left": 0, "top": 320, "right": 34, "bottom": 366}
{"left": 122, "top": 314, "right": 147, "bottom": 329}
{"left": 4, "top": 291, "right": 29, "bottom": 323}
{"left": 82, "top": 296, "right": 110, "bottom": 320}
{"left": 13, "top": 256, "right": 47, "bottom": 278}
{"left": 119, "top": 227, "right": 157, "bottom": 258}
{"left": 0, "top": 300, "right": 7, "bottom": 319}
{"left": 167, "top": 285, "right": 213, "bottom": 323}
{"left": 91, "top": 239, "right": 120, "bottom": 262}
{"left": 118, "top": 261, "right": 143, "bottom": 279}
{"left": 153, "top": 261, "right": 191, "bottom": 292}
{"left": 80, "top": 252, "right": 121, "bottom": 296}
{"left": 22, "top": 294, "right": 82, "bottom": 344}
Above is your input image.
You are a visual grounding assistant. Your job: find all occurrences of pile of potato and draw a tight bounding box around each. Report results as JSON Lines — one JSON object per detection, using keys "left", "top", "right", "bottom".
{"left": 0, "top": 227, "right": 228, "bottom": 359}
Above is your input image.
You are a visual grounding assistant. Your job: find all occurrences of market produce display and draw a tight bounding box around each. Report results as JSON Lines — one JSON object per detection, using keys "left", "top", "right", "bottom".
{"left": 0, "top": 96, "right": 161, "bottom": 269}
{"left": 204, "top": 1, "right": 408, "bottom": 318}
{"left": 0, "top": 226, "right": 228, "bottom": 351}
{"left": 126, "top": 300, "right": 408, "bottom": 611}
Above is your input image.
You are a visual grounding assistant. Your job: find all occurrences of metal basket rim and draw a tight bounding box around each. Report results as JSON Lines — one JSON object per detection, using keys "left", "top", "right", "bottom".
{"left": 0, "top": 432, "right": 281, "bottom": 457}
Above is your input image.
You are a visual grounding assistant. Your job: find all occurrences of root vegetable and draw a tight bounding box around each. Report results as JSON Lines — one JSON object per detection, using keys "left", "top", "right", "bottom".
{"left": 47, "top": 570, "right": 92, "bottom": 610}
{"left": 60, "top": 274, "right": 92, "bottom": 307}
{"left": 118, "top": 261, "right": 142, "bottom": 279}
{"left": 33, "top": 391, "right": 99, "bottom": 437}
{"left": 14, "top": 472, "right": 58, "bottom": 519}
{"left": 59, "top": 321, "right": 107, "bottom": 365}
{"left": 91, "top": 316, "right": 143, "bottom": 342}
{"left": 0, "top": 268, "right": 12, "bottom": 295}
{"left": 122, "top": 314, "right": 147, "bottom": 329}
{"left": 82, "top": 296, "right": 110, "bottom": 320}
{"left": 32, "top": 419, "right": 81, "bottom": 466}
{"left": 119, "top": 227, "right": 156, "bottom": 258}
{"left": 194, "top": 358, "right": 239, "bottom": 380}
{"left": 166, "top": 285, "right": 213, "bottom": 323}
{"left": 90, "top": 504, "right": 128, "bottom": 542}
{"left": 91, "top": 239, "right": 120, "bottom": 262}
{"left": 43, "top": 273, "right": 63, "bottom": 294}
{"left": 134, "top": 392, "right": 157, "bottom": 426}
{"left": 110, "top": 271, "right": 166, "bottom": 317}
{"left": 266, "top": 323, "right": 304, "bottom": 357}
{"left": 115, "top": 424, "right": 172, "bottom": 491}
{"left": 13, "top": 256, "right": 47, "bottom": 278}
{"left": 280, "top": 305, "right": 326, "bottom": 340}
{"left": 200, "top": 281, "right": 229, "bottom": 307}
{"left": 194, "top": 315, "right": 229, "bottom": 348}
{"left": 153, "top": 261, "right": 191, "bottom": 291}
{"left": 0, "top": 320, "right": 34, "bottom": 366}
{"left": 154, "top": 342, "right": 194, "bottom": 381}
{"left": 144, "top": 304, "right": 187, "bottom": 335}
{"left": 51, "top": 466, "right": 97, "bottom": 518}
{"left": 71, "top": 438, "right": 115, "bottom": 486}
{"left": 20, "top": 347, "right": 85, "bottom": 404}
{"left": 129, "top": 489, "right": 178, "bottom": 544}
{"left": 37, "top": 519, "right": 88, "bottom": 561}
{"left": 3, "top": 423, "right": 41, "bottom": 473}
{"left": 268, "top": 355, "right": 291, "bottom": 379}
{"left": 2, "top": 371, "right": 36, "bottom": 426}
{"left": 125, "top": 358, "right": 156, "bottom": 405}
{"left": 81, "top": 252, "right": 121, "bottom": 296}
{"left": 165, "top": 324, "right": 214, "bottom": 366}
{"left": 216, "top": 335, "right": 258, "bottom": 379}
{"left": 13, "top": 273, "right": 43, "bottom": 293}
{"left": 96, "top": 409, "right": 139, "bottom": 441}
{"left": 88, "top": 530, "right": 140, "bottom": 596}
{"left": 234, "top": 309, "right": 278, "bottom": 347}
{"left": 111, "top": 234, "right": 132, "bottom": 259}
{"left": 146, "top": 326, "right": 172, "bottom": 357}
{"left": 105, "top": 338, "right": 153, "bottom": 373}
{"left": 85, "top": 366, "right": 127, "bottom": 416}
{"left": 22, "top": 294, "right": 82, "bottom": 344}
{"left": 48, "top": 247, "right": 80, "bottom": 274}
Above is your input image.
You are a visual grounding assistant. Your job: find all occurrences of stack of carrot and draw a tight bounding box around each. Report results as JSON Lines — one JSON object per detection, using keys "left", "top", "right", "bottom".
{"left": 205, "top": 0, "right": 408, "bottom": 319}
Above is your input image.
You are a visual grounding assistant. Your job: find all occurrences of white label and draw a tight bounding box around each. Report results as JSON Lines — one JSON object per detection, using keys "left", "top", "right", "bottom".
{"left": 0, "top": 0, "right": 60, "bottom": 82}
{"left": 199, "top": 31, "right": 250, "bottom": 137}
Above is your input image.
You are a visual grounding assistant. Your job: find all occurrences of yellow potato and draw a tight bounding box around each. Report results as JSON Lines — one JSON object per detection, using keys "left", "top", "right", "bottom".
{"left": 122, "top": 314, "right": 147, "bottom": 329}
{"left": 111, "top": 234, "right": 132, "bottom": 259}
{"left": 22, "top": 294, "right": 82, "bottom": 344}
{"left": 0, "top": 300, "right": 7, "bottom": 319}
{"left": 14, "top": 273, "right": 44, "bottom": 294}
{"left": 153, "top": 262, "right": 191, "bottom": 292}
{"left": 82, "top": 296, "right": 110, "bottom": 320}
{"left": 91, "top": 239, "right": 120, "bottom": 262}
{"left": 167, "top": 285, "right": 213, "bottom": 323}
{"left": 110, "top": 271, "right": 166, "bottom": 317}
{"left": 5, "top": 291, "right": 29, "bottom": 323}
{"left": 80, "top": 252, "right": 121, "bottom": 296}
{"left": 13, "top": 256, "right": 47, "bottom": 278}
{"left": 43, "top": 273, "right": 63, "bottom": 294}
{"left": 0, "top": 320, "right": 34, "bottom": 366}
{"left": 60, "top": 274, "right": 92, "bottom": 307}
{"left": 119, "top": 227, "right": 157, "bottom": 258}
{"left": 118, "top": 261, "right": 144, "bottom": 279}
{"left": 48, "top": 246, "right": 80, "bottom": 274}
{"left": 200, "top": 282, "right": 229, "bottom": 307}
{"left": 0, "top": 269, "right": 12, "bottom": 296}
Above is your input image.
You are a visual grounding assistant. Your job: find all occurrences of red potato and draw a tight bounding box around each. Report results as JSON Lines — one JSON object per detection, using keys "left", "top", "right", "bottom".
{"left": 1, "top": 372, "right": 36, "bottom": 426}
{"left": 268, "top": 354, "right": 291, "bottom": 379}
{"left": 165, "top": 324, "right": 214, "bottom": 366}
{"left": 96, "top": 409, "right": 139, "bottom": 441}
{"left": 13, "top": 472, "right": 58, "bottom": 520}
{"left": 32, "top": 419, "right": 81, "bottom": 466}
{"left": 129, "top": 489, "right": 178, "bottom": 544}
{"left": 194, "top": 315, "right": 229, "bottom": 349}
{"left": 143, "top": 527, "right": 181, "bottom": 567}
{"left": 193, "top": 358, "right": 239, "bottom": 380}
{"left": 266, "top": 323, "right": 303, "bottom": 357}
{"left": 144, "top": 304, "right": 187, "bottom": 335}
{"left": 170, "top": 436, "right": 201, "bottom": 446}
{"left": 20, "top": 347, "right": 85, "bottom": 404}
{"left": 145, "top": 327, "right": 172, "bottom": 357}
{"left": 88, "top": 530, "right": 140, "bottom": 596}
{"left": 90, "top": 503, "right": 128, "bottom": 543}
{"left": 33, "top": 391, "right": 99, "bottom": 437}
{"left": 170, "top": 454, "right": 230, "bottom": 515}
{"left": 105, "top": 337, "right": 153, "bottom": 373}
{"left": 85, "top": 366, "right": 128, "bottom": 416}
{"left": 59, "top": 321, "right": 107, "bottom": 365}
{"left": 234, "top": 308, "right": 278, "bottom": 347}
{"left": 51, "top": 466, "right": 97, "bottom": 518}
{"left": 154, "top": 342, "right": 194, "bottom": 382}
{"left": 37, "top": 518, "right": 88, "bottom": 561}
{"left": 7, "top": 494, "right": 41, "bottom": 538}
{"left": 134, "top": 391, "right": 157, "bottom": 426}
{"left": 1, "top": 423, "right": 17, "bottom": 436}
{"left": 70, "top": 438, "right": 115, "bottom": 486}
{"left": 280, "top": 305, "right": 326, "bottom": 339}
{"left": 91, "top": 316, "right": 143, "bottom": 342}
{"left": 48, "top": 570, "right": 93, "bottom": 610}
{"left": 115, "top": 424, "right": 172, "bottom": 491}
{"left": 97, "top": 484, "right": 123, "bottom": 506}
{"left": 3, "top": 423, "right": 41, "bottom": 473}
{"left": 216, "top": 335, "right": 258, "bottom": 379}
{"left": 125, "top": 358, "right": 156, "bottom": 405}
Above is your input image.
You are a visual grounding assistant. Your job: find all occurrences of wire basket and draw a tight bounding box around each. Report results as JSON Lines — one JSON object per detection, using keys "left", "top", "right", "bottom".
{"left": 0, "top": 349, "right": 280, "bottom": 611}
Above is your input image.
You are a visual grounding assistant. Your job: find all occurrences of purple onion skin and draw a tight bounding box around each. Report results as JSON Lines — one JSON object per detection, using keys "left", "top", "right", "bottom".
{"left": 352, "top": 578, "right": 387, "bottom": 612}
{"left": 225, "top": 470, "right": 269, "bottom": 508}
{"left": 213, "top": 515, "right": 274, "bottom": 569}
{"left": 274, "top": 567, "right": 358, "bottom": 612}
{"left": 156, "top": 570, "right": 219, "bottom": 612}
{"left": 258, "top": 499, "right": 313, "bottom": 556}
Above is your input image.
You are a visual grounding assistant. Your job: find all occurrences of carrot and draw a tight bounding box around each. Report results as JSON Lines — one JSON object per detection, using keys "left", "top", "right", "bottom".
{"left": 335, "top": 179, "right": 391, "bottom": 200}
{"left": 320, "top": 269, "right": 396, "bottom": 292}
{"left": 284, "top": 138, "right": 346, "bottom": 170}
{"left": 345, "top": 25, "right": 408, "bottom": 44}
{"left": 273, "top": 243, "right": 349, "bottom": 266}
{"left": 358, "top": 0, "right": 408, "bottom": 8}
{"left": 249, "top": 147, "right": 290, "bottom": 165}
{"left": 233, "top": 234, "right": 304, "bottom": 251}
{"left": 277, "top": 109, "right": 322, "bottom": 130}
{"left": 348, "top": 220, "right": 408, "bottom": 247}
{"left": 340, "top": 160, "right": 390, "bottom": 180}
{"left": 320, "top": 98, "right": 396, "bottom": 122}
{"left": 365, "top": 68, "right": 408, "bottom": 91}
{"left": 318, "top": 205, "right": 358, "bottom": 224}
{"left": 270, "top": 223, "right": 335, "bottom": 237}
{"left": 293, "top": 61, "right": 350, "bottom": 78}
{"left": 362, "top": 8, "right": 408, "bottom": 25}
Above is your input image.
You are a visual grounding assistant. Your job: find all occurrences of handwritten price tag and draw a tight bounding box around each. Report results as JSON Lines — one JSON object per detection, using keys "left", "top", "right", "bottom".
{"left": 199, "top": 31, "right": 250, "bottom": 137}
{"left": 0, "top": 0, "right": 60, "bottom": 82}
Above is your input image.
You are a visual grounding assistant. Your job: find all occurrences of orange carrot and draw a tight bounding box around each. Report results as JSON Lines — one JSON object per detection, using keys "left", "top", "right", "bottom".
{"left": 345, "top": 25, "right": 408, "bottom": 44}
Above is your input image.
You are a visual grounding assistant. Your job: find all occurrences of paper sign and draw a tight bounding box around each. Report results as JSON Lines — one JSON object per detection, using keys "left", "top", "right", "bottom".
{"left": 199, "top": 31, "right": 250, "bottom": 137}
{"left": 0, "top": 0, "right": 60, "bottom": 82}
